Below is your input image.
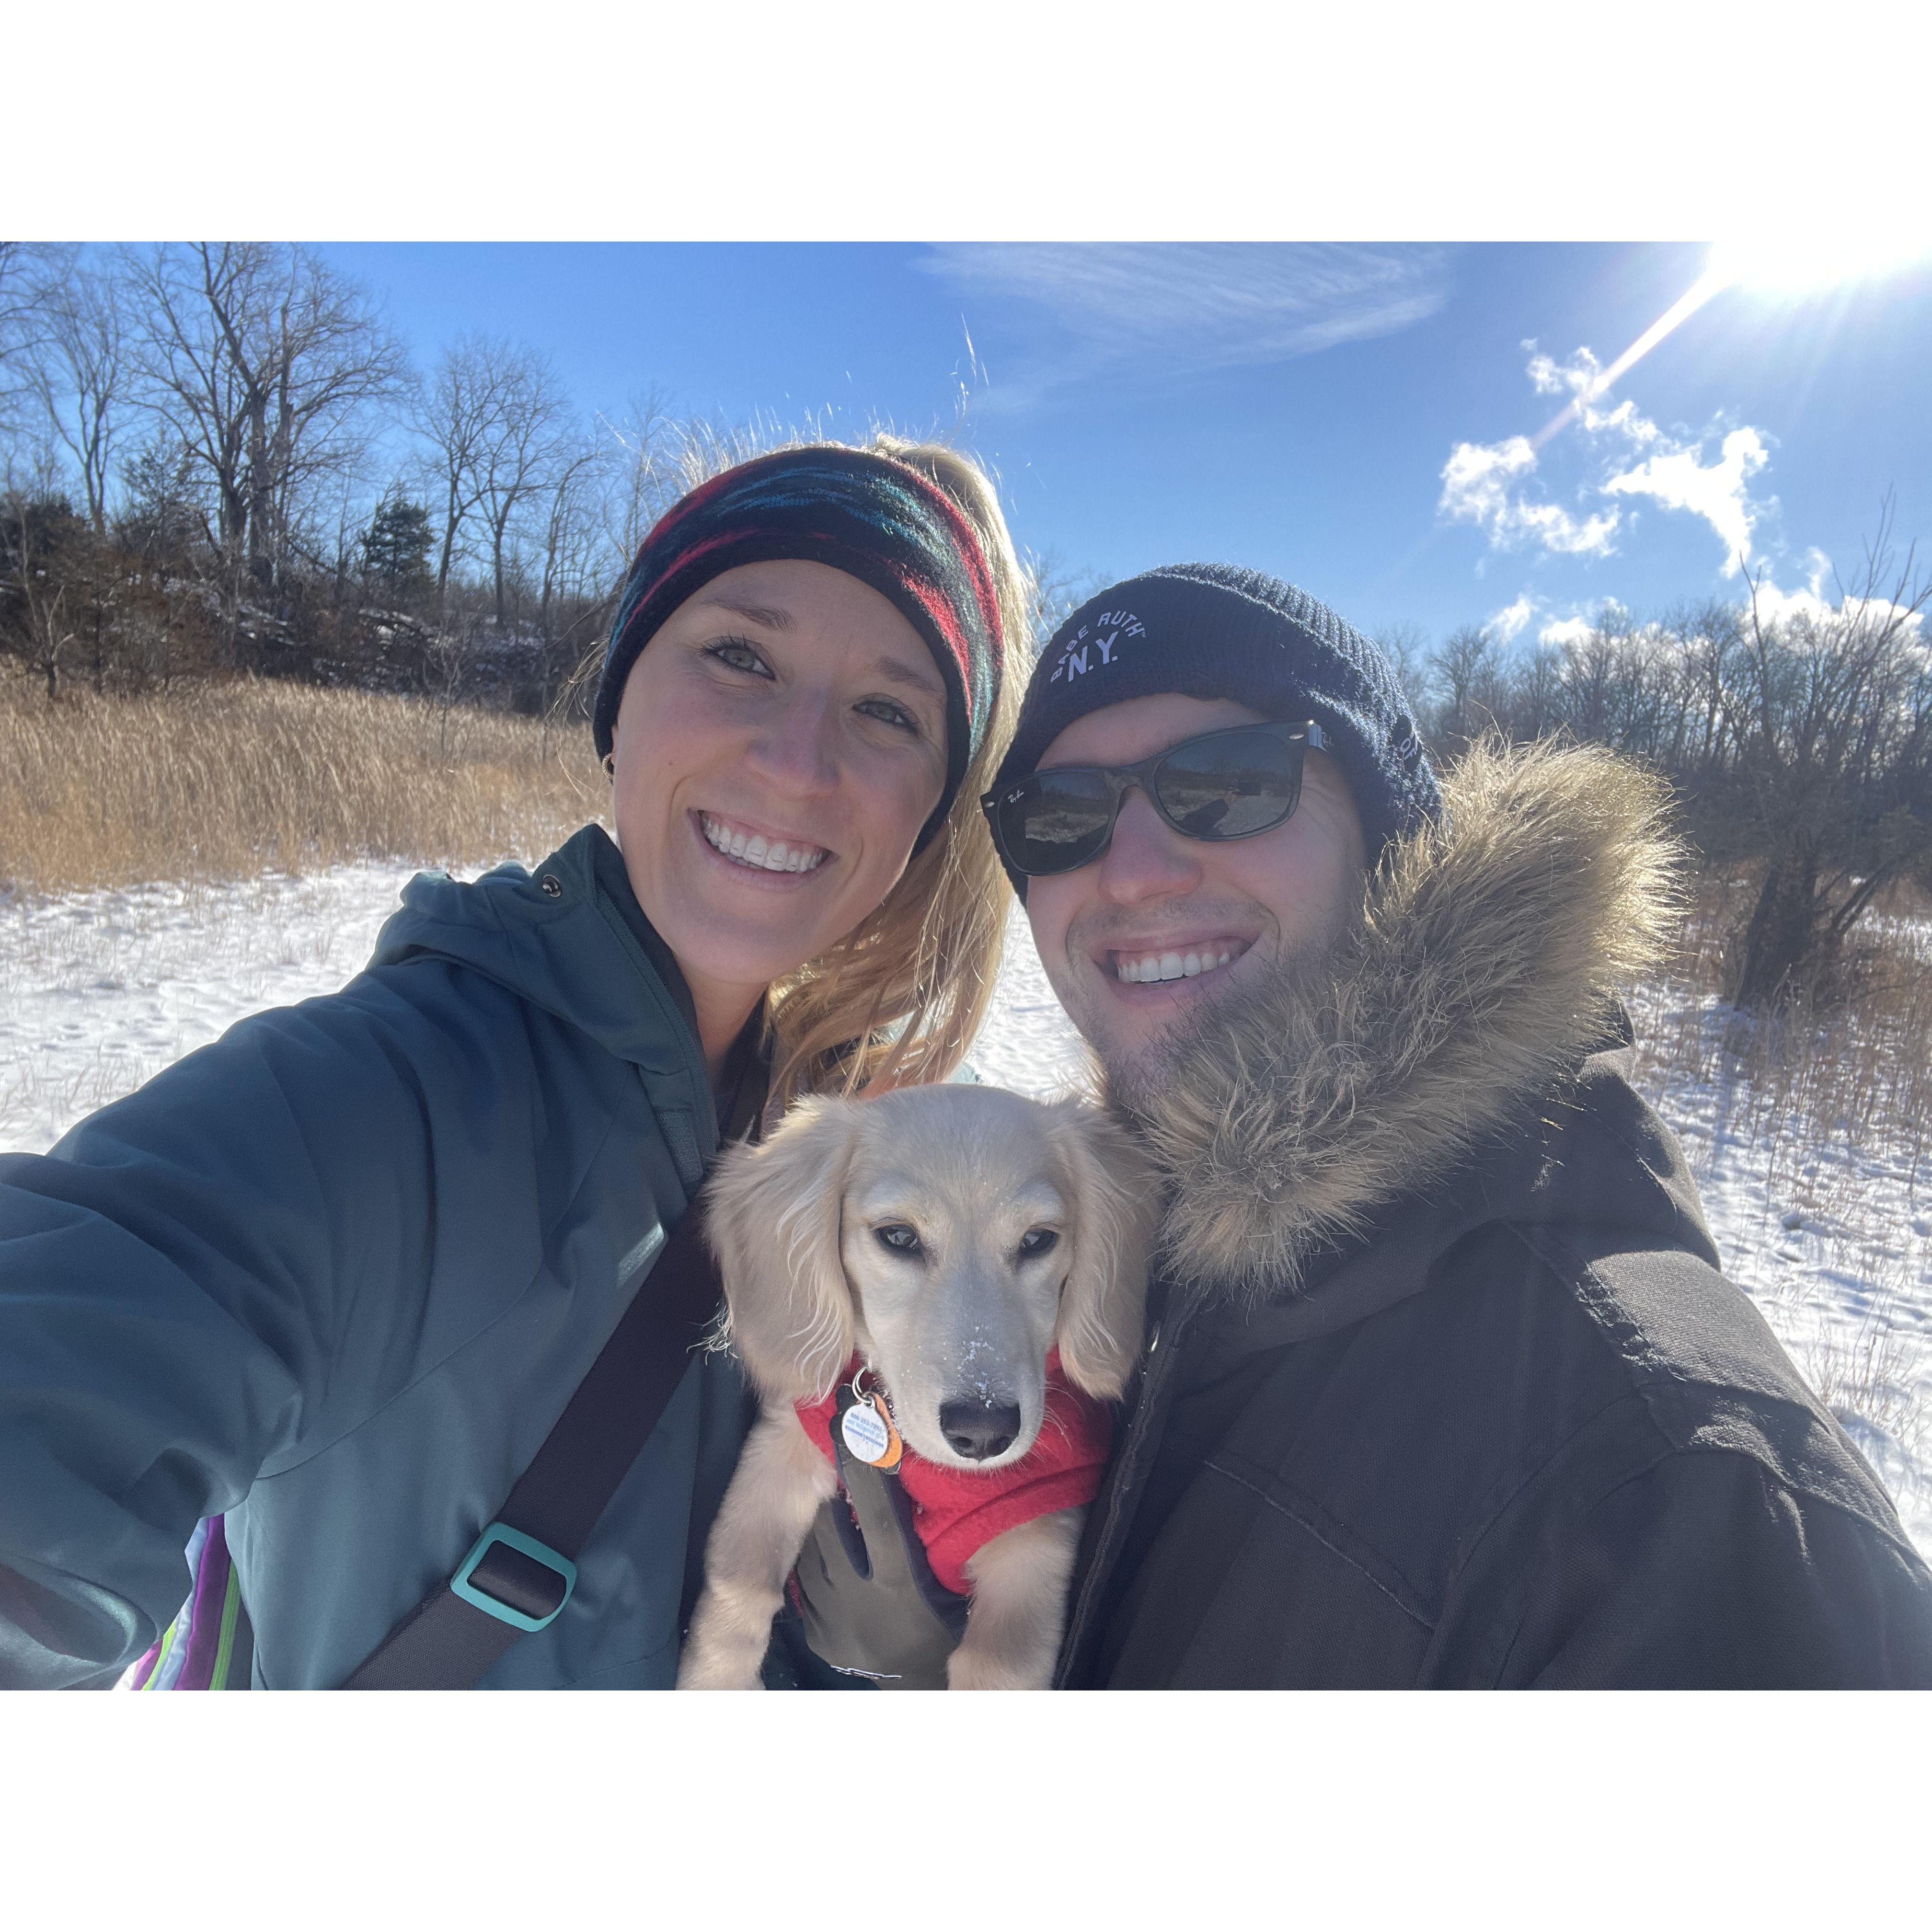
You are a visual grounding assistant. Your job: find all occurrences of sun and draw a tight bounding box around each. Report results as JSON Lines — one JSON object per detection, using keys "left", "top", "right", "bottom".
{"left": 1708, "top": 234, "right": 1932, "bottom": 297}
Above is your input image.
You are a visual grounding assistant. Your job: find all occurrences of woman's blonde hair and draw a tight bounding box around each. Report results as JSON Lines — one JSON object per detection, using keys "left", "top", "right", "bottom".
{"left": 758, "top": 433, "right": 1030, "bottom": 1109}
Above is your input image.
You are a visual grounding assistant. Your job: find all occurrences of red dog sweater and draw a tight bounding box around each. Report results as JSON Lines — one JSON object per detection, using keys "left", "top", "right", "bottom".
{"left": 795, "top": 1352, "right": 1112, "bottom": 1596}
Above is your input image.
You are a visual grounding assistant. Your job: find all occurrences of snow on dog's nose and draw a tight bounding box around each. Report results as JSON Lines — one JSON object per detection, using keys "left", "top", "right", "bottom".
{"left": 939, "top": 1396, "right": 1022, "bottom": 1461}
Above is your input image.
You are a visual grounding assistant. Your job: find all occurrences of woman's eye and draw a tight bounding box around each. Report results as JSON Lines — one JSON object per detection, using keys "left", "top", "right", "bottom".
{"left": 1018, "top": 1228, "right": 1059, "bottom": 1259}
{"left": 854, "top": 696, "right": 921, "bottom": 735}
{"left": 704, "top": 637, "right": 772, "bottom": 678}
{"left": 874, "top": 1223, "right": 923, "bottom": 1256}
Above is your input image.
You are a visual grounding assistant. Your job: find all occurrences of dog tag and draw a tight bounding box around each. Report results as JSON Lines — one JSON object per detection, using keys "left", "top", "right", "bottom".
{"left": 840, "top": 1392, "right": 903, "bottom": 1471}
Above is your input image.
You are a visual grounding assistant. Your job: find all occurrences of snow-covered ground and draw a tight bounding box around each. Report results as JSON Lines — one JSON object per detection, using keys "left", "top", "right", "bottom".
{"left": 3, "top": 870, "right": 1927, "bottom": 1558}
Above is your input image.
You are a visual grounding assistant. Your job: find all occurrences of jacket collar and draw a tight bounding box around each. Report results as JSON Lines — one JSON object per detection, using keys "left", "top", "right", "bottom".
{"left": 1111, "top": 740, "right": 1686, "bottom": 1315}
{"left": 367, "top": 823, "right": 717, "bottom": 1169}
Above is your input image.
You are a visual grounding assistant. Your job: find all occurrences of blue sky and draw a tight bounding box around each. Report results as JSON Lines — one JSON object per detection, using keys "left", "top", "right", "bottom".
{"left": 318, "top": 241, "right": 1932, "bottom": 652}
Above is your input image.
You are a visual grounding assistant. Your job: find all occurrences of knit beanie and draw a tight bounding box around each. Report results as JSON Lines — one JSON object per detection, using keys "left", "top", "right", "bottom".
{"left": 595, "top": 445, "right": 1006, "bottom": 851}
{"left": 990, "top": 564, "right": 1442, "bottom": 894}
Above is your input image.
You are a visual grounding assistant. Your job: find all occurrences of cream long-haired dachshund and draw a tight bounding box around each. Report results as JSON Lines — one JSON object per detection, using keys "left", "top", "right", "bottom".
{"left": 678, "top": 1083, "right": 1153, "bottom": 1690}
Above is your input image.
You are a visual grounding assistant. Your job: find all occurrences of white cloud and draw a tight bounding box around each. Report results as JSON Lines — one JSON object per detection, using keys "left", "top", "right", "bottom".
{"left": 1602, "top": 426, "right": 1770, "bottom": 576}
{"left": 1438, "top": 435, "right": 1621, "bottom": 557}
{"left": 1538, "top": 614, "right": 1595, "bottom": 647}
{"left": 1744, "top": 548, "right": 1927, "bottom": 641}
{"left": 1490, "top": 593, "right": 1536, "bottom": 643}
{"left": 1440, "top": 344, "right": 1777, "bottom": 577}
{"left": 918, "top": 244, "right": 1453, "bottom": 406}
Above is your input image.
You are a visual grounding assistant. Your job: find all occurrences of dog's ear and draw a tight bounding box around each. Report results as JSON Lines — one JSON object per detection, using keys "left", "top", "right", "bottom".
{"left": 704, "top": 1096, "right": 863, "bottom": 1404}
{"left": 1043, "top": 1101, "right": 1156, "bottom": 1402}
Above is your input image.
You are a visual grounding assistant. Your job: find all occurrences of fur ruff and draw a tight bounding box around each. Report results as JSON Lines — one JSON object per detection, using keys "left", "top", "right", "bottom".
{"left": 1115, "top": 738, "right": 1687, "bottom": 1303}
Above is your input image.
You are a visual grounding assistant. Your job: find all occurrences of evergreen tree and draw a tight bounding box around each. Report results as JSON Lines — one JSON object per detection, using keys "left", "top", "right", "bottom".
{"left": 360, "top": 492, "right": 434, "bottom": 598}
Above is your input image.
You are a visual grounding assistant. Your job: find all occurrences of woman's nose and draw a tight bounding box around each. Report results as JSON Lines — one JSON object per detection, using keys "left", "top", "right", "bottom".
{"left": 745, "top": 689, "right": 840, "bottom": 797}
{"left": 1095, "top": 787, "right": 1204, "bottom": 904}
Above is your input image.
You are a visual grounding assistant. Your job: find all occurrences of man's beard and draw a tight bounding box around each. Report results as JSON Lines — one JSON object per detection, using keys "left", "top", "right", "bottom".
{"left": 1101, "top": 922, "right": 1349, "bottom": 1123}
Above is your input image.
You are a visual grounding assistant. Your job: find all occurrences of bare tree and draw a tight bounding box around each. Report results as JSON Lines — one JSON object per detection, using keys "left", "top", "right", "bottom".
{"left": 593, "top": 385, "right": 678, "bottom": 583}
{"left": 1429, "top": 623, "right": 1506, "bottom": 750}
{"left": 26, "top": 263, "right": 124, "bottom": 533}
{"left": 0, "top": 243, "right": 75, "bottom": 440}
{"left": 415, "top": 334, "right": 506, "bottom": 602}
{"left": 1, "top": 489, "right": 80, "bottom": 697}
{"left": 470, "top": 344, "right": 573, "bottom": 628}
{"left": 121, "top": 243, "right": 406, "bottom": 649}
{"left": 1727, "top": 502, "right": 1932, "bottom": 1006}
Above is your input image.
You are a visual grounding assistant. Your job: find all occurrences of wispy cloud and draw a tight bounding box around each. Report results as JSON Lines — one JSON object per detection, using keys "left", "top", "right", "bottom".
{"left": 918, "top": 244, "right": 1452, "bottom": 409}
{"left": 1438, "top": 344, "right": 1778, "bottom": 577}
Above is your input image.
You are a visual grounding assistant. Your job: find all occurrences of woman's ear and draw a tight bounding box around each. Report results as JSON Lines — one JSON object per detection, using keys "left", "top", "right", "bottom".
{"left": 704, "top": 1096, "right": 862, "bottom": 1403}
{"left": 1044, "top": 1102, "right": 1157, "bottom": 1402}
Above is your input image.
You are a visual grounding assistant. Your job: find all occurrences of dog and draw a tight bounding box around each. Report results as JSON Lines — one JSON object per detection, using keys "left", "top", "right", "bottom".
{"left": 677, "top": 1082, "right": 1152, "bottom": 1690}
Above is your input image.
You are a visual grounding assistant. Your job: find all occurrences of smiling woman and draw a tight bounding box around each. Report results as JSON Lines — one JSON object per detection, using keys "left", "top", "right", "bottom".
{"left": 0, "top": 435, "right": 1029, "bottom": 1690}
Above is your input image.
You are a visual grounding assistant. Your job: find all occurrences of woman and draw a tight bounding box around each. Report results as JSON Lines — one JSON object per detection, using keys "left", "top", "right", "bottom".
{"left": 0, "top": 438, "right": 1026, "bottom": 1689}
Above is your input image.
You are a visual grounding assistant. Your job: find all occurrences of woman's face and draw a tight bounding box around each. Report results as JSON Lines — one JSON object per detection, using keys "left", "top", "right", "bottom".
{"left": 610, "top": 558, "right": 948, "bottom": 1051}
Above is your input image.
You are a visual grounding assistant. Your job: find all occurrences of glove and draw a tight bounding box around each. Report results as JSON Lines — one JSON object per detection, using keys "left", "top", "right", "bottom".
{"left": 769, "top": 1387, "right": 969, "bottom": 1691}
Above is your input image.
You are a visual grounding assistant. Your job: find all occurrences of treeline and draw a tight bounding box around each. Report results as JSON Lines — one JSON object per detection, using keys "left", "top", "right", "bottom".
{"left": 0, "top": 241, "right": 722, "bottom": 716}
{"left": 1385, "top": 520, "right": 1932, "bottom": 1008}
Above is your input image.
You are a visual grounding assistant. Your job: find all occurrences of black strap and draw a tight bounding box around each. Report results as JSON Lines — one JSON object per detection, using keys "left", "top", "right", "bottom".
{"left": 341, "top": 1198, "right": 724, "bottom": 1689}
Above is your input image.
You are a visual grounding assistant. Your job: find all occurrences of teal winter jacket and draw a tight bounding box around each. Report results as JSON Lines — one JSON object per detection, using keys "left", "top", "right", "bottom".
{"left": 0, "top": 825, "right": 754, "bottom": 1688}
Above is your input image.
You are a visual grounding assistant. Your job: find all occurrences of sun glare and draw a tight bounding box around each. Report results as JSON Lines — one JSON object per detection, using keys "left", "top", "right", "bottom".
{"left": 1708, "top": 235, "right": 1932, "bottom": 296}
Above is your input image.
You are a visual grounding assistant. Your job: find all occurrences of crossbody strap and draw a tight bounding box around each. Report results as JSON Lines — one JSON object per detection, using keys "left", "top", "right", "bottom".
{"left": 342, "top": 1197, "right": 723, "bottom": 1690}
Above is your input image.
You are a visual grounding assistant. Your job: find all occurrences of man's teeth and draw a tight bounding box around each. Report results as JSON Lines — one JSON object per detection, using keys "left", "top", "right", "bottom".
{"left": 1116, "top": 948, "right": 1237, "bottom": 983}
{"left": 700, "top": 813, "right": 828, "bottom": 874}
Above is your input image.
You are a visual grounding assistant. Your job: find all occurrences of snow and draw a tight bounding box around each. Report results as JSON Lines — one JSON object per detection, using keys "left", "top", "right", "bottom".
{"left": 3, "top": 877, "right": 1927, "bottom": 1561}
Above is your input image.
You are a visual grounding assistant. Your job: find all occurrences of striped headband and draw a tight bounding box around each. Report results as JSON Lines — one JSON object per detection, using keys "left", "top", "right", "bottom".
{"left": 594, "top": 445, "right": 1006, "bottom": 852}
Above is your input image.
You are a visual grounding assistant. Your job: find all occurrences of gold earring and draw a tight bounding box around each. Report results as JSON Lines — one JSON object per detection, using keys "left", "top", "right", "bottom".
{"left": 602, "top": 752, "right": 616, "bottom": 780}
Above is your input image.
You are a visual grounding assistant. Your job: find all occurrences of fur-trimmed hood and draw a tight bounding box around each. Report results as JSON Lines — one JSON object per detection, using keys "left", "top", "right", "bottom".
{"left": 1114, "top": 738, "right": 1686, "bottom": 1308}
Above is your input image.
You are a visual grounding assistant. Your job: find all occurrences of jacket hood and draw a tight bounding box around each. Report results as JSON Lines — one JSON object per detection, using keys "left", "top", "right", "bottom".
{"left": 1116, "top": 739, "right": 1687, "bottom": 1310}
{"left": 367, "top": 822, "right": 708, "bottom": 1086}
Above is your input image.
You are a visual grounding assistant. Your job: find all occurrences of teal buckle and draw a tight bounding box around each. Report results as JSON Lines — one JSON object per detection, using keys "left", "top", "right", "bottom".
{"left": 450, "top": 1522, "right": 577, "bottom": 1633}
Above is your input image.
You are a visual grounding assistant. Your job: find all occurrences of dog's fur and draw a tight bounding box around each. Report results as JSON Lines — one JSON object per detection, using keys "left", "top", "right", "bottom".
{"left": 677, "top": 1084, "right": 1152, "bottom": 1690}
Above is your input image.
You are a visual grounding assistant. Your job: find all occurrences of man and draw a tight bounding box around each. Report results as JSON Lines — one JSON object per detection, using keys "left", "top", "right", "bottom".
{"left": 978, "top": 562, "right": 1932, "bottom": 1688}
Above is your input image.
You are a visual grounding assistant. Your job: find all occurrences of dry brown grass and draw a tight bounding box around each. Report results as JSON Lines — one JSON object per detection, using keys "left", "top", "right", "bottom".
{"left": 0, "top": 670, "right": 608, "bottom": 895}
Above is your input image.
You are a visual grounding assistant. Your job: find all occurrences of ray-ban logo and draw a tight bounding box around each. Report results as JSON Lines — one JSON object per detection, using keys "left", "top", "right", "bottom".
{"left": 1049, "top": 610, "right": 1146, "bottom": 683}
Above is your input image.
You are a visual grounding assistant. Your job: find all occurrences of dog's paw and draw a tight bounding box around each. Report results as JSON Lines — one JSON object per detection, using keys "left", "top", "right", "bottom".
{"left": 675, "top": 1649, "right": 768, "bottom": 1691}
{"left": 946, "top": 1644, "right": 1051, "bottom": 1691}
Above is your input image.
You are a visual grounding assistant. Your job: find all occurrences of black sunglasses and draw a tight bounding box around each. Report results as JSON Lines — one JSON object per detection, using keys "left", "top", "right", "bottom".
{"left": 981, "top": 720, "right": 1330, "bottom": 879}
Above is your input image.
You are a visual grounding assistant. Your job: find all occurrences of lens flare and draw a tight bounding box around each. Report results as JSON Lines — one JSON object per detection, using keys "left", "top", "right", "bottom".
{"left": 1531, "top": 235, "right": 1930, "bottom": 454}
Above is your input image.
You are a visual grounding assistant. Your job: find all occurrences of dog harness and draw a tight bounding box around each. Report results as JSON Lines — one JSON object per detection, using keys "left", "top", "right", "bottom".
{"left": 794, "top": 1352, "right": 1112, "bottom": 1597}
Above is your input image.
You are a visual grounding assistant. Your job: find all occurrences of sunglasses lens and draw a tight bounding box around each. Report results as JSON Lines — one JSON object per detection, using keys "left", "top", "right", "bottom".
{"left": 1153, "top": 730, "right": 1302, "bottom": 839}
{"left": 995, "top": 769, "right": 1117, "bottom": 875}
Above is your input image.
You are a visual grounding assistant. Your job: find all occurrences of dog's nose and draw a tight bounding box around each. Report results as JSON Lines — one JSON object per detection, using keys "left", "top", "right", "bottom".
{"left": 939, "top": 1397, "right": 1022, "bottom": 1461}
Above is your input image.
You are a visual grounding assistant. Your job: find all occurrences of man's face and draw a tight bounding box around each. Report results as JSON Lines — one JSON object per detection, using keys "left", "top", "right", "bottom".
{"left": 1023, "top": 693, "right": 1369, "bottom": 1086}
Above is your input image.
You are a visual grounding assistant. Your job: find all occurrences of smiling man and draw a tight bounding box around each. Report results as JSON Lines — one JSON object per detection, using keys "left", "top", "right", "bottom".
{"left": 983, "top": 563, "right": 1932, "bottom": 1689}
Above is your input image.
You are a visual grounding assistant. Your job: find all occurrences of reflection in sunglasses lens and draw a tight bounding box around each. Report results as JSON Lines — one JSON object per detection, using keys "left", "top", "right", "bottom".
{"left": 1156, "top": 734, "right": 1300, "bottom": 839}
{"left": 1007, "top": 768, "right": 1115, "bottom": 873}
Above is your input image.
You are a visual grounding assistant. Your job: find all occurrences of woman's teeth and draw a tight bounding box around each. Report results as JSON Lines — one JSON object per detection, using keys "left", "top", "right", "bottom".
{"left": 700, "top": 813, "right": 828, "bottom": 874}
{"left": 1116, "top": 947, "right": 1238, "bottom": 984}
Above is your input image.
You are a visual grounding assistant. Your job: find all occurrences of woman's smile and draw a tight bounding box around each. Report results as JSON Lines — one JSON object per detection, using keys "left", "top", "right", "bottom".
{"left": 696, "top": 809, "right": 832, "bottom": 876}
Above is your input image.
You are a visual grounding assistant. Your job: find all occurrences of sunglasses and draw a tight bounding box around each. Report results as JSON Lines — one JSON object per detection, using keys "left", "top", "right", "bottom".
{"left": 982, "top": 720, "right": 1330, "bottom": 879}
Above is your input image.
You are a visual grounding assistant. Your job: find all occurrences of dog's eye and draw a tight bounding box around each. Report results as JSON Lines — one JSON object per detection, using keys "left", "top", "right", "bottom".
{"left": 874, "top": 1223, "right": 923, "bottom": 1256}
{"left": 1018, "top": 1227, "right": 1059, "bottom": 1259}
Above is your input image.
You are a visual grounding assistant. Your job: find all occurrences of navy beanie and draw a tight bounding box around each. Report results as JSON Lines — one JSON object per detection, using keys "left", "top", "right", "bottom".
{"left": 989, "top": 564, "right": 1442, "bottom": 894}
